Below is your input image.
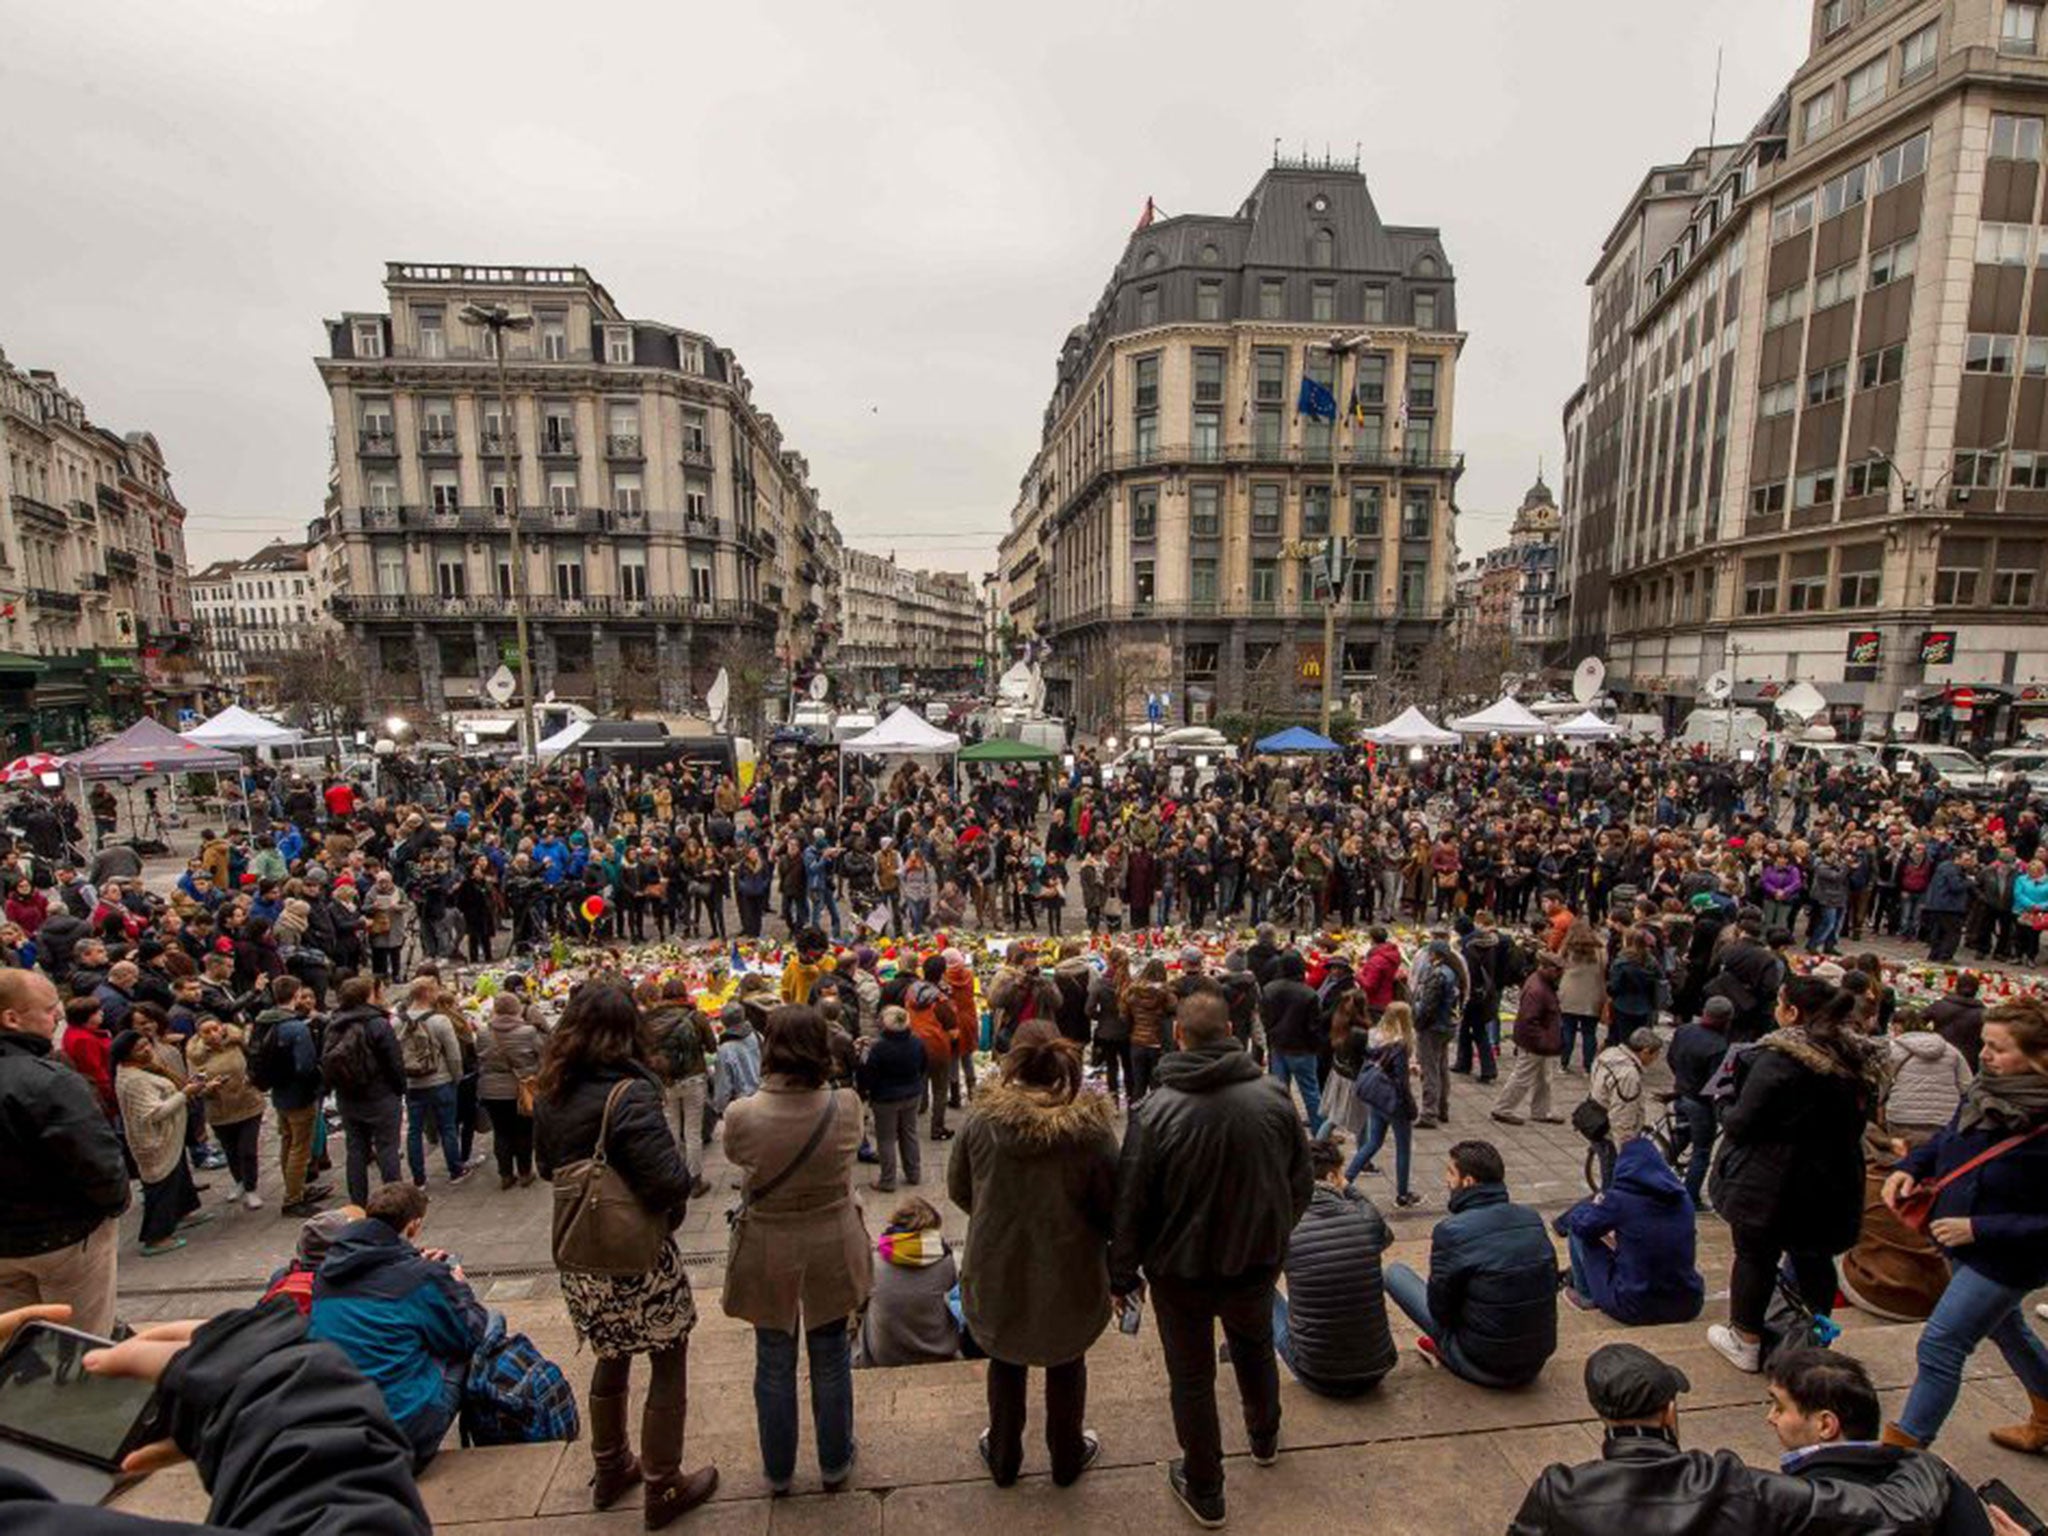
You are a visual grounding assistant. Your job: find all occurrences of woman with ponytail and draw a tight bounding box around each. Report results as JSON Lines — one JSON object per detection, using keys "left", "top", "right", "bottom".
{"left": 947, "top": 1019, "right": 1119, "bottom": 1489}
{"left": 1883, "top": 998, "right": 2048, "bottom": 1453}
{"left": 1707, "top": 973, "right": 1886, "bottom": 1373}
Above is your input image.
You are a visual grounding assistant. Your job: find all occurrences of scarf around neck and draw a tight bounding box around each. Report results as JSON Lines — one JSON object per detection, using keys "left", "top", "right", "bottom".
{"left": 1957, "top": 1067, "right": 2048, "bottom": 1135}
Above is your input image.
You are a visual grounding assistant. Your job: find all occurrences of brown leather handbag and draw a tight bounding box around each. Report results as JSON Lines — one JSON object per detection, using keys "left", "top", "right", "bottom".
{"left": 551, "top": 1080, "right": 668, "bottom": 1276}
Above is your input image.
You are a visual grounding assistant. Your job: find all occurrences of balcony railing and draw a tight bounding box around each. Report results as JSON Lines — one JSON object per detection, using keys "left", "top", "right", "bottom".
{"left": 358, "top": 429, "right": 398, "bottom": 456}
{"left": 29, "top": 588, "right": 83, "bottom": 614}
{"left": 537, "top": 430, "right": 577, "bottom": 458}
{"left": 680, "top": 444, "right": 712, "bottom": 470}
{"left": 333, "top": 593, "right": 776, "bottom": 625}
{"left": 96, "top": 483, "right": 124, "bottom": 511}
{"left": 154, "top": 550, "right": 175, "bottom": 569}
{"left": 1057, "top": 596, "right": 1415, "bottom": 625}
{"left": 333, "top": 504, "right": 729, "bottom": 538}
{"left": 11, "top": 495, "right": 68, "bottom": 530}
{"left": 605, "top": 434, "right": 644, "bottom": 460}
{"left": 479, "top": 430, "right": 516, "bottom": 455}
{"left": 418, "top": 430, "right": 461, "bottom": 457}
{"left": 105, "top": 548, "right": 139, "bottom": 574}
{"left": 81, "top": 573, "right": 111, "bottom": 594}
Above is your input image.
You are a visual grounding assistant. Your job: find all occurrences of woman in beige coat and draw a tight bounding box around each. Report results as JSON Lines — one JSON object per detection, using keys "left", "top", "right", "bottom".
{"left": 188, "top": 1017, "right": 268, "bottom": 1210}
{"left": 113, "top": 1029, "right": 209, "bottom": 1255}
{"left": 721, "top": 1005, "right": 871, "bottom": 1495}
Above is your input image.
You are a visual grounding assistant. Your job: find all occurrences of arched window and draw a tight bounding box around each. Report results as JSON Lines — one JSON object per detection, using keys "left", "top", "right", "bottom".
{"left": 1140, "top": 249, "right": 1162, "bottom": 273}
{"left": 1198, "top": 242, "right": 1220, "bottom": 265}
{"left": 1311, "top": 228, "right": 1335, "bottom": 268}
{"left": 1416, "top": 253, "right": 1439, "bottom": 277}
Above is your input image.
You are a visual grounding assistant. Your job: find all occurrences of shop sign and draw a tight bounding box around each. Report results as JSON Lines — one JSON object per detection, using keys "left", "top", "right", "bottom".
{"left": 1297, "top": 643, "right": 1325, "bottom": 684}
{"left": 1845, "top": 630, "right": 1882, "bottom": 667}
{"left": 1919, "top": 630, "right": 1957, "bottom": 665}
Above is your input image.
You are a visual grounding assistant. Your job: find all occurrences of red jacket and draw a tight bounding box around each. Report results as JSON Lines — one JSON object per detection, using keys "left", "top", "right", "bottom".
{"left": 1360, "top": 942, "right": 1404, "bottom": 1010}
{"left": 4, "top": 890, "right": 48, "bottom": 935}
{"left": 61, "top": 1024, "right": 116, "bottom": 1118}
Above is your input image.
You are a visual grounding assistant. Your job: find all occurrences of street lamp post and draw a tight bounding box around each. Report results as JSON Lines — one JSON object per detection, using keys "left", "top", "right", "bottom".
{"left": 460, "top": 302, "right": 538, "bottom": 772}
{"left": 1315, "top": 334, "right": 1369, "bottom": 736}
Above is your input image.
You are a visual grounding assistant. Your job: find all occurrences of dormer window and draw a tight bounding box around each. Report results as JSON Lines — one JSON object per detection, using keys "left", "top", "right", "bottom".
{"left": 351, "top": 320, "right": 384, "bottom": 359}
{"left": 1140, "top": 249, "right": 1162, "bottom": 273}
{"left": 604, "top": 326, "right": 634, "bottom": 365}
{"left": 1310, "top": 228, "right": 1334, "bottom": 268}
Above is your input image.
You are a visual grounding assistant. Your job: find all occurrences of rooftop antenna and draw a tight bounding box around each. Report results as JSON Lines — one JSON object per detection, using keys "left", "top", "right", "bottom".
{"left": 1273, "top": 136, "right": 1281, "bottom": 165}
{"left": 1708, "top": 44, "right": 1724, "bottom": 144}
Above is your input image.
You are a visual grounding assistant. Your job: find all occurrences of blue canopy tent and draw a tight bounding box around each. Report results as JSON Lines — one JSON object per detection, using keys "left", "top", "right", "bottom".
{"left": 1254, "top": 725, "right": 1343, "bottom": 754}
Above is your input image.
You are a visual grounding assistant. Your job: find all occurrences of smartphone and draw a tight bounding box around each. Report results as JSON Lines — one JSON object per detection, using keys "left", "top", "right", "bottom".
{"left": 0, "top": 1322, "right": 165, "bottom": 1504}
{"left": 1118, "top": 1298, "right": 1143, "bottom": 1337}
{"left": 1980, "top": 1480, "right": 2048, "bottom": 1535}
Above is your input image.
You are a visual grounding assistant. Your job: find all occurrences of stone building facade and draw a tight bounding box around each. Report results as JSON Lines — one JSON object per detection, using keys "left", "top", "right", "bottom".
{"left": 311, "top": 263, "right": 838, "bottom": 721}
{"left": 1005, "top": 156, "right": 1465, "bottom": 730}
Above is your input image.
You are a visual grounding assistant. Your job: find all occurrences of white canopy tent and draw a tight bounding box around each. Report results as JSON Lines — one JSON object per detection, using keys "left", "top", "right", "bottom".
{"left": 1450, "top": 694, "right": 1548, "bottom": 737}
{"left": 180, "top": 706, "right": 303, "bottom": 750}
{"left": 839, "top": 706, "right": 961, "bottom": 756}
{"left": 1361, "top": 705, "right": 1460, "bottom": 748}
{"left": 838, "top": 706, "right": 962, "bottom": 795}
{"left": 1555, "top": 710, "right": 1623, "bottom": 741}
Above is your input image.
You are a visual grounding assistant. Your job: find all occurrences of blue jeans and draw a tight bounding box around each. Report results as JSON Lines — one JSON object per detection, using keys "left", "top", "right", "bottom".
{"left": 1809, "top": 905, "right": 1843, "bottom": 952}
{"left": 1272, "top": 1292, "right": 1301, "bottom": 1384}
{"left": 754, "top": 1321, "right": 854, "bottom": 1490}
{"left": 1348, "top": 1109, "right": 1411, "bottom": 1196}
{"left": 1566, "top": 1233, "right": 1600, "bottom": 1306}
{"left": 1898, "top": 1262, "right": 2048, "bottom": 1444}
{"left": 1559, "top": 1014, "right": 1598, "bottom": 1071}
{"left": 1270, "top": 1052, "right": 1321, "bottom": 1127}
{"left": 1384, "top": 1261, "right": 1436, "bottom": 1338}
{"left": 405, "top": 1083, "right": 461, "bottom": 1183}
{"left": 1676, "top": 1095, "right": 1715, "bottom": 1205}
{"left": 808, "top": 890, "right": 841, "bottom": 937}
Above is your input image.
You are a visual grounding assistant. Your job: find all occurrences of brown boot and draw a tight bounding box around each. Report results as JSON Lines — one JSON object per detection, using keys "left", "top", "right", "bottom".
{"left": 641, "top": 1386, "right": 717, "bottom": 1530}
{"left": 588, "top": 1391, "right": 641, "bottom": 1511}
{"left": 1990, "top": 1392, "right": 2048, "bottom": 1454}
{"left": 1879, "top": 1423, "right": 1922, "bottom": 1449}
{"left": 643, "top": 1466, "right": 718, "bottom": 1530}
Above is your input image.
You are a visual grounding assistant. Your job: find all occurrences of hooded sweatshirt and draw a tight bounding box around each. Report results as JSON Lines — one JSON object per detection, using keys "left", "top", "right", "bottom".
{"left": 712, "top": 1012, "right": 762, "bottom": 1112}
{"left": 1556, "top": 1136, "right": 1703, "bottom": 1325}
{"left": 854, "top": 1227, "right": 960, "bottom": 1367}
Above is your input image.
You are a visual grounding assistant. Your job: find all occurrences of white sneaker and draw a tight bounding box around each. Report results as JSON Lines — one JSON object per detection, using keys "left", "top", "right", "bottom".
{"left": 2038, "top": 1302, "right": 2048, "bottom": 1323}
{"left": 243, "top": 1191, "right": 264, "bottom": 1211}
{"left": 1707, "top": 1323, "right": 1761, "bottom": 1374}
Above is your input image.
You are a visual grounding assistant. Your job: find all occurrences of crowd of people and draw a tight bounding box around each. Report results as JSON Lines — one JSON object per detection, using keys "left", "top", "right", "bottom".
{"left": 0, "top": 727, "right": 2045, "bottom": 1531}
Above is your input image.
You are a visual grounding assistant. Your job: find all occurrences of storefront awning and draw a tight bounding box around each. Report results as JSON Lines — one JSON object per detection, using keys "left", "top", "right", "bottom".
{"left": 0, "top": 651, "right": 49, "bottom": 676}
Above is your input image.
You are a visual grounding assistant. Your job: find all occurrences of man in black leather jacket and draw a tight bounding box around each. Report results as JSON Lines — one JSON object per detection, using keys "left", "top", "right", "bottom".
{"left": 1111, "top": 988, "right": 1313, "bottom": 1529}
{"left": 1509, "top": 1342, "right": 1964, "bottom": 1535}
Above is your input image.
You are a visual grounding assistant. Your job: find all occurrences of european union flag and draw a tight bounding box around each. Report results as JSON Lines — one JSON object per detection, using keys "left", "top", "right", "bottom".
{"left": 1296, "top": 375, "right": 1337, "bottom": 421}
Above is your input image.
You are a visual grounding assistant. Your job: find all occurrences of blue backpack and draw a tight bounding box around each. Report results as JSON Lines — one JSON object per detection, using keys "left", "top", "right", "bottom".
{"left": 460, "top": 1313, "right": 580, "bottom": 1447}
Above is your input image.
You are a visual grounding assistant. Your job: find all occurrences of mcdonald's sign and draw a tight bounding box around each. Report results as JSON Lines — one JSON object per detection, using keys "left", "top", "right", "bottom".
{"left": 1297, "top": 643, "right": 1325, "bottom": 683}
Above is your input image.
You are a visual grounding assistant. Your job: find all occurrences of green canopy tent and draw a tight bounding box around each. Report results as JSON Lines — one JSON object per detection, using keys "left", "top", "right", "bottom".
{"left": 957, "top": 738, "right": 1059, "bottom": 763}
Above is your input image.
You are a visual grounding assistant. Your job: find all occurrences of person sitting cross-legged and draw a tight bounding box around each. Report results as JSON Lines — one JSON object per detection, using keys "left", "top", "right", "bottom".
{"left": 1383, "top": 1139, "right": 1557, "bottom": 1386}
{"left": 1271, "top": 1134, "right": 1397, "bottom": 1397}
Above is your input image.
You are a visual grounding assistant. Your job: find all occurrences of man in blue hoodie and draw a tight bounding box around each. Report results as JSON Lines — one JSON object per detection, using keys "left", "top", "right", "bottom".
{"left": 310, "top": 1181, "right": 487, "bottom": 1467}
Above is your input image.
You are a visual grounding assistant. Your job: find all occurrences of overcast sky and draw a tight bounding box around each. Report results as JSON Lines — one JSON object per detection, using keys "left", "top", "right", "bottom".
{"left": 1, "top": 0, "right": 1807, "bottom": 576}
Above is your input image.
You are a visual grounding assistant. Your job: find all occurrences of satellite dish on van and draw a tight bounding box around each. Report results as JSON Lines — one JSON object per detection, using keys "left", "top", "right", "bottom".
{"left": 808, "top": 674, "right": 830, "bottom": 702}
{"left": 1704, "top": 670, "right": 1734, "bottom": 703}
{"left": 1573, "top": 656, "right": 1607, "bottom": 704}
{"left": 1775, "top": 680, "right": 1828, "bottom": 723}
{"left": 706, "top": 668, "right": 730, "bottom": 728}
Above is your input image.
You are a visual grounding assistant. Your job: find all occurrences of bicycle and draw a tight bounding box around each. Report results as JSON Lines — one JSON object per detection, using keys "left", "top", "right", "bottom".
{"left": 1272, "top": 873, "right": 1318, "bottom": 937}
{"left": 1582, "top": 1090, "right": 1682, "bottom": 1195}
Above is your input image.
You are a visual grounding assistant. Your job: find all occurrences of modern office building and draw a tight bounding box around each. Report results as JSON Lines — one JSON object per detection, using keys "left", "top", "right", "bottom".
{"left": 310, "top": 263, "right": 838, "bottom": 720}
{"left": 0, "top": 344, "right": 197, "bottom": 747}
{"left": 1004, "top": 154, "right": 1466, "bottom": 730}
{"left": 1560, "top": 0, "right": 2048, "bottom": 744}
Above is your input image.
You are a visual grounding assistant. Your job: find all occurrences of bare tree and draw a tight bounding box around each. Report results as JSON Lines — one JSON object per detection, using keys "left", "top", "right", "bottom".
{"left": 266, "top": 633, "right": 365, "bottom": 735}
{"left": 595, "top": 641, "right": 665, "bottom": 718}
{"left": 698, "top": 632, "right": 774, "bottom": 737}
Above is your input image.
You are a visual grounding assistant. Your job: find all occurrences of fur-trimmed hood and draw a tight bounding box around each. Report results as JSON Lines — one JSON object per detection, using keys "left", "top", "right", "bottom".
{"left": 1760, "top": 1025, "right": 1888, "bottom": 1097}
{"left": 969, "top": 1080, "right": 1117, "bottom": 1150}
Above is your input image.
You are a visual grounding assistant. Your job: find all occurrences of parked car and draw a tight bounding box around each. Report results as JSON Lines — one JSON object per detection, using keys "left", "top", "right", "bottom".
{"left": 1879, "top": 742, "right": 1999, "bottom": 798}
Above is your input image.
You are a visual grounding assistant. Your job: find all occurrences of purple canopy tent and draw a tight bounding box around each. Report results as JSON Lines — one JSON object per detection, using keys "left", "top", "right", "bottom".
{"left": 64, "top": 717, "right": 246, "bottom": 848}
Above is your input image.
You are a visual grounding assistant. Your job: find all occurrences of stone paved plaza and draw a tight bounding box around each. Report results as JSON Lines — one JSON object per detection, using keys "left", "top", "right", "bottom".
{"left": 107, "top": 1058, "right": 2048, "bottom": 1534}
